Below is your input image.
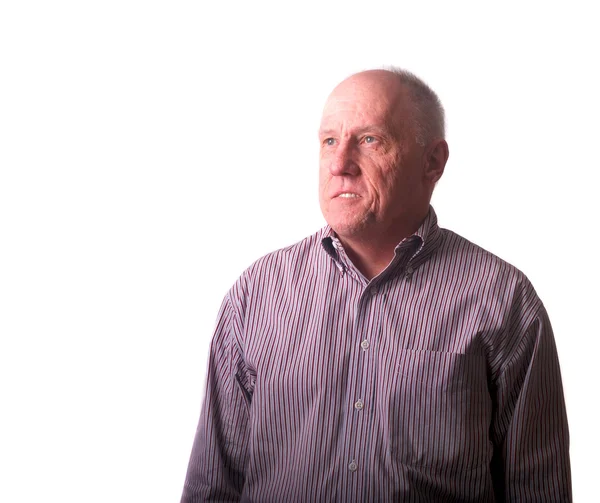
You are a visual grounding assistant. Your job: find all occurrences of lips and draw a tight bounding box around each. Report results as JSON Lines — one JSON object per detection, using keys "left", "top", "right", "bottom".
{"left": 332, "top": 190, "right": 361, "bottom": 199}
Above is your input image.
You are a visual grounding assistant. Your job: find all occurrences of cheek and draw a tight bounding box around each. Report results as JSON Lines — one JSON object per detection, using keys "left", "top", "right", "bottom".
{"left": 375, "top": 163, "right": 405, "bottom": 205}
{"left": 370, "top": 159, "right": 398, "bottom": 191}
{"left": 318, "top": 164, "right": 330, "bottom": 188}
{"left": 318, "top": 175, "right": 329, "bottom": 208}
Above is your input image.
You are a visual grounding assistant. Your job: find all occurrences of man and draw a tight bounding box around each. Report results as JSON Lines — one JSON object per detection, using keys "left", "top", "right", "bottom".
{"left": 181, "top": 68, "right": 571, "bottom": 502}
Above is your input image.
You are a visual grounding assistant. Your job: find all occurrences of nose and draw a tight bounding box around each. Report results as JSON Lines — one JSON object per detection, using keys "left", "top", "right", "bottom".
{"left": 329, "top": 140, "right": 360, "bottom": 177}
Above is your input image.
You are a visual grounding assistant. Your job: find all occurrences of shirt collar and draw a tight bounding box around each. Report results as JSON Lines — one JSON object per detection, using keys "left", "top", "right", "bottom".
{"left": 320, "top": 205, "right": 442, "bottom": 274}
{"left": 401, "top": 205, "right": 442, "bottom": 265}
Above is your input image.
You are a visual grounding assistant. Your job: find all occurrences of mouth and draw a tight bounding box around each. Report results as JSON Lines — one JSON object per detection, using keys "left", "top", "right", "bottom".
{"left": 334, "top": 192, "right": 360, "bottom": 199}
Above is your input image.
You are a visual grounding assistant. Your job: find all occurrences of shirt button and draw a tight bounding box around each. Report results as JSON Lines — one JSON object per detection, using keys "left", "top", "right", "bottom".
{"left": 354, "top": 399, "right": 364, "bottom": 410}
{"left": 348, "top": 461, "right": 357, "bottom": 472}
{"left": 360, "top": 339, "right": 370, "bottom": 350}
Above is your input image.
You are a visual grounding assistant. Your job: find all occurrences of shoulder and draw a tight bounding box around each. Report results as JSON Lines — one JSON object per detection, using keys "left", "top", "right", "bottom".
{"left": 437, "top": 227, "right": 543, "bottom": 317}
{"left": 438, "top": 228, "right": 531, "bottom": 281}
{"left": 247, "top": 227, "right": 327, "bottom": 276}
{"left": 226, "top": 227, "right": 329, "bottom": 310}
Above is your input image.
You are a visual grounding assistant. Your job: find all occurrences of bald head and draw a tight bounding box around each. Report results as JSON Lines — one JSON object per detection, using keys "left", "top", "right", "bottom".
{"left": 325, "top": 68, "right": 445, "bottom": 146}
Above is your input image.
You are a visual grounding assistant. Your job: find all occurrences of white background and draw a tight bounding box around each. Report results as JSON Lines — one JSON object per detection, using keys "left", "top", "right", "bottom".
{"left": 1, "top": 1, "right": 598, "bottom": 501}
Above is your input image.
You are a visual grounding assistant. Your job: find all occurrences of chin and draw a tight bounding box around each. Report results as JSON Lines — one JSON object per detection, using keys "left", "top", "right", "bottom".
{"left": 327, "top": 213, "right": 372, "bottom": 239}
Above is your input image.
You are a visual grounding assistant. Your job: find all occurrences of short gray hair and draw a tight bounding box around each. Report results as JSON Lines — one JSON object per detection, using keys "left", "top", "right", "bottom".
{"left": 386, "top": 67, "right": 445, "bottom": 146}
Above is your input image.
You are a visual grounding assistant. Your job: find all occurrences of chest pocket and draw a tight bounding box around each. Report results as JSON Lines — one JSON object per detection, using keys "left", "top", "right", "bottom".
{"left": 390, "top": 349, "right": 493, "bottom": 472}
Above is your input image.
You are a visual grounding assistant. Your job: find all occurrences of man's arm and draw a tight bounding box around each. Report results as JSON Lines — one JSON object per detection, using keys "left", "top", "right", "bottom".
{"left": 490, "top": 307, "right": 571, "bottom": 502}
{"left": 181, "top": 296, "right": 250, "bottom": 503}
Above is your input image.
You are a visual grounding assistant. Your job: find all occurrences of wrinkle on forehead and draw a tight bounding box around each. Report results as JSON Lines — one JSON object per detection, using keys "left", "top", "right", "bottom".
{"left": 328, "top": 71, "right": 404, "bottom": 105}
{"left": 321, "top": 70, "right": 412, "bottom": 134}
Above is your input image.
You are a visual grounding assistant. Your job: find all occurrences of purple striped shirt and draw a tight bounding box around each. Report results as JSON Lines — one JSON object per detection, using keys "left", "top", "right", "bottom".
{"left": 181, "top": 206, "right": 571, "bottom": 502}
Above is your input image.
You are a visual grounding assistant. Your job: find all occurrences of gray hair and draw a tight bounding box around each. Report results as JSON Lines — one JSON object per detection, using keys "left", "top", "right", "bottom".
{"left": 386, "top": 67, "right": 445, "bottom": 146}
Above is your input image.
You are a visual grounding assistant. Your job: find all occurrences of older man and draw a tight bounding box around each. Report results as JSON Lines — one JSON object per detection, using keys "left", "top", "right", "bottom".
{"left": 181, "top": 69, "right": 571, "bottom": 502}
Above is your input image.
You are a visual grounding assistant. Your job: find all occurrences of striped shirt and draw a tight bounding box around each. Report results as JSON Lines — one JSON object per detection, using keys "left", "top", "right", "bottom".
{"left": 181, "top": 206, "right": 571, "bottom": 502}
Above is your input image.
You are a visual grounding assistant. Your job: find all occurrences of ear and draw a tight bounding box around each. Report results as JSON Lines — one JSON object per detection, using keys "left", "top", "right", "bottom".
{"left": 423, "top": 139, "right": 449, "bottom": 186}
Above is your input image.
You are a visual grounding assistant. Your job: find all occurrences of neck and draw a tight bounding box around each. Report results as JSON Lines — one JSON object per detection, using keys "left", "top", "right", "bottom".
{"left": 338, "top": 209, "right": 428, "bottom": 280}
{"left": 341, "top": 239, "right": 395, "bottom": 280}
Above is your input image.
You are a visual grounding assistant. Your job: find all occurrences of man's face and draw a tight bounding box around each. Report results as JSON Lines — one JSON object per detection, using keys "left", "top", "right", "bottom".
{"left": 318, "top": 73, "right": 429, "bottom": 241}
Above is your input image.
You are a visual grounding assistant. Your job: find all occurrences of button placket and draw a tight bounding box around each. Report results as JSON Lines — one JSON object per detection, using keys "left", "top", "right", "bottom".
{"left": 346, "top": 279, "right": 382, "bottom": 487}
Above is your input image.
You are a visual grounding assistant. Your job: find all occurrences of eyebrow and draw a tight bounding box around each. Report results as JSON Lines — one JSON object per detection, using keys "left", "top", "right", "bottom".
{"left": 318, "top": 125, "right": 390, "bottom": 137}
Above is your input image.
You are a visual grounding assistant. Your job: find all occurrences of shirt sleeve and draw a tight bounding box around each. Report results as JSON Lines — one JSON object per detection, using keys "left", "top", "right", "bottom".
{"left": 490, "top": 306, "right": 572, "bottom": 502}
{"left": 181, "top": 295, "right": 251, "bottom": 503}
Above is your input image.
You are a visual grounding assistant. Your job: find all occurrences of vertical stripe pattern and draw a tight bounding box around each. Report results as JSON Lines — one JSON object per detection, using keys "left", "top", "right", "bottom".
{"left": 181, "top": 206, "right": 571, "bottom": 502}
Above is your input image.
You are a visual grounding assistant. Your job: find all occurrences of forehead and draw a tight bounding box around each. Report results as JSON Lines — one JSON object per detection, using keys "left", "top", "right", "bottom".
{"left": 320, "top": 73, "right": 407, "bottom": 133}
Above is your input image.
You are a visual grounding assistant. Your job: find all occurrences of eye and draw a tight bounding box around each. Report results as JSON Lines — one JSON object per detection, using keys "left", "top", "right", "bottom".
{"left": 364, "top": 135, "right": 376, "bottom": 144}
{"left": 324, "top": 138, "right": 336, "bottom": 146}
